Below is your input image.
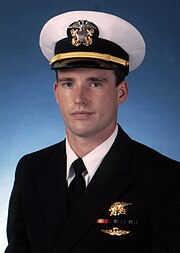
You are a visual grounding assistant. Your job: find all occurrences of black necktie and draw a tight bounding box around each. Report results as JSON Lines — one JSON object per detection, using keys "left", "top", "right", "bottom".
{"left": 68, "top": 158, "right": 86, "bottom": 207}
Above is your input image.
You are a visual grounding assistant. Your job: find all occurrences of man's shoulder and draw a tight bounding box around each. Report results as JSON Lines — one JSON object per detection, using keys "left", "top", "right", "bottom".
{"left": 117, "top": 126, "right": 179, "bottom": 167}
{"left": 131, "top": 139, "right": 179, "bottom": 171}
{"left": 17, "top": 140, "right": 65, "bottom": 169}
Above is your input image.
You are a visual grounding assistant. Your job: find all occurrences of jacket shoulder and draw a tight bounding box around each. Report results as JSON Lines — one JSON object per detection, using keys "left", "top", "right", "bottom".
{"left": 131, "top": 139, "right": 179, "bottom": 171}
{"left": 22, "top": 141, "right": 64, "bottom": 158}
{"left": 16, "top": 141, "right": 65, "bottom": 173}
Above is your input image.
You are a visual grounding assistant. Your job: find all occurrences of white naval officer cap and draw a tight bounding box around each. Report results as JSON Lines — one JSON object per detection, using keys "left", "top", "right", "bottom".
{"left": 39, "top": 10, "right": 145, "bottom": 76}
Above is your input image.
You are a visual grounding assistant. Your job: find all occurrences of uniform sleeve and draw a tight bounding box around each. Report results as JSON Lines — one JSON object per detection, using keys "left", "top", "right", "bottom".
{"left": 5, "top": 159, "right": 31, "bottom": 253}
{"left": 151, "top": 163, "right": 180, "bottom": 252}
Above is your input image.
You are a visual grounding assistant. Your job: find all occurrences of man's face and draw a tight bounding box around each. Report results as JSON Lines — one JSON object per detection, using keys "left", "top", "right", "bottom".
{"left": 54, "top": 67, "right": 128, "bottom": 140}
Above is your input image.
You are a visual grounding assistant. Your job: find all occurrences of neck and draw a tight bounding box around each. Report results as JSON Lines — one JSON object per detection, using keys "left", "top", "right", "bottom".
{"left": 66, "top": 125, "right": 117, "bottom": 157}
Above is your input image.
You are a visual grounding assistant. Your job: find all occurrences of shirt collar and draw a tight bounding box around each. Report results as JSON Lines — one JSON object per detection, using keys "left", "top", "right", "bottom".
{"left": 66, "top": 125, "right": 118, "bottom": 182}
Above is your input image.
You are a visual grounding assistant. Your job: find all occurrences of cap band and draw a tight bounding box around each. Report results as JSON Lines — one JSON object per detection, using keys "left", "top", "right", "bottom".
{"left": 50, "top": 51, "right": 129, "bottom": 68}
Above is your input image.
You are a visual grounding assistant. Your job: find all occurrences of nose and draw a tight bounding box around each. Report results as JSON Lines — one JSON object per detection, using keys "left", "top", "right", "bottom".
{"left": 74, "top": 85, "right": 88, "bottom": 105}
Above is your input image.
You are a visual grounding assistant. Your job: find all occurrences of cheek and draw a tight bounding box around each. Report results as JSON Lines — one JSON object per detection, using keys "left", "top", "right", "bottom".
{"left": 56, "top": 93, "right": 73, "bottom": 119}
{"left": 101, "top": 90, "right": 119, "bottom": 107}
{"left": 97, "top": 93, "right": 118, "bottom": 117}
{"left": 56, "top": 90, "right": 68, "bottom": 106}
{"left": 55, "top": 91, "right": 66, "bottom": 113}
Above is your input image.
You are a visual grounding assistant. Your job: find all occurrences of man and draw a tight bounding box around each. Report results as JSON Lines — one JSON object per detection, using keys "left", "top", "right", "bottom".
{"left": 5, "top": 10, "right": 180, "bottom": 253}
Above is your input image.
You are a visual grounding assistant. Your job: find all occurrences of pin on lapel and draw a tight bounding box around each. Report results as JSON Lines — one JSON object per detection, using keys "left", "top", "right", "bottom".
{"left": 98, "top": 202, "right": 133, "bottom": 236}
{"left": 109, "top": 202, "right": 132, "bottom": 216}
{"left": 101, "top": 227, "right": 130, "bottom": 236}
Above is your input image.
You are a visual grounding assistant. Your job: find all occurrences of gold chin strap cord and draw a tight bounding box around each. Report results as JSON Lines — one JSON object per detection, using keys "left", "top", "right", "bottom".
{"left": 50, "top": 51, "right": 129, "bottom": 67}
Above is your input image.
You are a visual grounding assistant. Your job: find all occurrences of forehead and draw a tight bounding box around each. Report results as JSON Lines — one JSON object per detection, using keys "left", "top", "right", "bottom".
{"left": 57, "top": 67, "right": 115, "bottom": 78}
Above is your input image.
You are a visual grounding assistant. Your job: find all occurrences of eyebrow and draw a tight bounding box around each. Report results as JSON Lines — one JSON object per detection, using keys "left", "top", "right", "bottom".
{"left": 57, "top": 77, "right": 75, "bottom": 82}
{"left": 57, "top": 76, "right": 108, "bottom": 82}
{"left": 87, "top": 76, "right": 108, "bottom": 82}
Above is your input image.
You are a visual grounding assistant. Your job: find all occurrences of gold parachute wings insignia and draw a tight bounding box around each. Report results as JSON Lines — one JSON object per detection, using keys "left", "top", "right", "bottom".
{"left": 101, "top": 227, "right": 130, "bottom": 236}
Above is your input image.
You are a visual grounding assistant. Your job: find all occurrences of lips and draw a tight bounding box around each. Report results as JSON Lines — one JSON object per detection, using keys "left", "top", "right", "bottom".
{"left": 71, "top": 111, "right": 94, "bottom": 118}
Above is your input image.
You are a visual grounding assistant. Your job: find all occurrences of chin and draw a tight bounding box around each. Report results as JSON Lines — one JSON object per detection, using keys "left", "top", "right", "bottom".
{"left": 69, "top": 125, "right": 97, "bottom": 138}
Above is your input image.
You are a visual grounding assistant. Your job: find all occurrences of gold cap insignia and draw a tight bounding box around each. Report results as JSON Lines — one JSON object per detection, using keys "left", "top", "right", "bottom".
{"left": 101, "top": 227, "right": 130, "bottom": 236}
{"left": 109, "top": 202, "right": 132, "bottom": 216}
{"left": 68, "top": 20, "right": 98, "bottom": 47}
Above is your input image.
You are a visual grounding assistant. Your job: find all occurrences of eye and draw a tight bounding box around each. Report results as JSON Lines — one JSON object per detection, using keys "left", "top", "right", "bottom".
{"left": 61, "top": 82, "right": 74, "bottom": 88}
{"left": 90, "top": 81, "right": 103, "bottom": 88}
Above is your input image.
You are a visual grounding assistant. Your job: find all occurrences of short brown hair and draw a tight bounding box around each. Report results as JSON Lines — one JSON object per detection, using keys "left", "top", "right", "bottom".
{"left": 114, "top": 69, "right": 125, "bottom": 86}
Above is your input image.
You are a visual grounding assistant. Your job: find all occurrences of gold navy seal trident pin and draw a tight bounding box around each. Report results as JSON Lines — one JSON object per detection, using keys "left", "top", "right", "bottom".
{"left": 101, "top": 202, "right": 132, "bottom": 236}
{"left": 109, "top": 202, "right": 132, "bottom": 216}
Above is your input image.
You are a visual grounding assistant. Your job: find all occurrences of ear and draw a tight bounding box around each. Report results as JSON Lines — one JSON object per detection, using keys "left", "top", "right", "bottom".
{"left": 54, "top": 82, "right": 59, "bottom": 104}
{"left": 117, "top": 81, "right": 128, "bottom": 104}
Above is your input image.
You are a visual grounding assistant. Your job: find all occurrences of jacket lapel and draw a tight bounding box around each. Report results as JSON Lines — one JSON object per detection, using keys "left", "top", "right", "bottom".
{"left": 53, "top": 127, "right": 133, "bottom": 252}
{"left": 36, "top": 141, "right": 70, "bottom": 245}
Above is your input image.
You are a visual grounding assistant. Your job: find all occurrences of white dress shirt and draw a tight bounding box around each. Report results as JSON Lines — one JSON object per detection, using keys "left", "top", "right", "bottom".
{"left": 66, "top": 125, "right": 118, "bottom": 186}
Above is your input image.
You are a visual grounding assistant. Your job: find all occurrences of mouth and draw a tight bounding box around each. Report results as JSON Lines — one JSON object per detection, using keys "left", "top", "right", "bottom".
{"left": 71, "top": 111, "right": 94, "bottom": 119}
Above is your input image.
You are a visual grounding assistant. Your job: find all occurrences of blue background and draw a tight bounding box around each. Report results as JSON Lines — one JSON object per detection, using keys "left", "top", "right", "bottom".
{"left": 0, "top": 0, "right": 179, "bottom": 251}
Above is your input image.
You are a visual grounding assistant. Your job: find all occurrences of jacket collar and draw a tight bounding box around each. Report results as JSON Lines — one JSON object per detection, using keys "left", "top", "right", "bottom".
{"left": 53, "top": 126, "right": 133, "bottom": 252}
